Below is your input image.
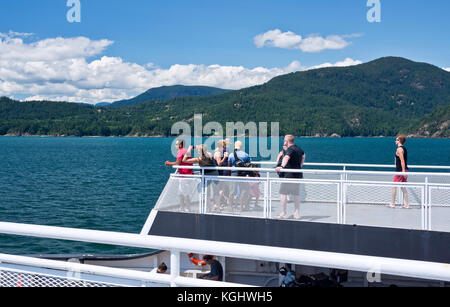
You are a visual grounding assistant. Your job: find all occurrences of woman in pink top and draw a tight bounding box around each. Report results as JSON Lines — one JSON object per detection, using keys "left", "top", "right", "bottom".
{"left": 165, "top": 139, "right": 193, "bottom": 211}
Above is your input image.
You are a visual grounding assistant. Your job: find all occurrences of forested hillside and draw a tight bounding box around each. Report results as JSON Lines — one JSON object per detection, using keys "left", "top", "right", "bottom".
{"left": 1, "top": 57, "right": 449, "bottom": 137}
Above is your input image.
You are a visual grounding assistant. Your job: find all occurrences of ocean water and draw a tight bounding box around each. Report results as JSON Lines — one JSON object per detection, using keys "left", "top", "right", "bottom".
{"left": 0, "top": 136, "right": 449, "bottom": 255}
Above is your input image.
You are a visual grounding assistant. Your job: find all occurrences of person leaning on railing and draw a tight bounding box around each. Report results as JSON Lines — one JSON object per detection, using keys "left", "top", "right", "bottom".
{"left": 214, "top": 139, "right": 230, "bottom": 176}
{"left": 275, "top": 135, "right": 306, "bottom": 220}
{"left": 227, "top": 141, "right": 252, "bottom": 212}
{"left": 183, "top": 144, "right": 221, "bottom": 211}
{"left": 165, "top": 139, "right": 194, "bottom": 212}
{"left": 214, "top": 140, "right": 231, "bottom": 211}
{"left": 276, "top": 145, "right": 288, "bottom": 178}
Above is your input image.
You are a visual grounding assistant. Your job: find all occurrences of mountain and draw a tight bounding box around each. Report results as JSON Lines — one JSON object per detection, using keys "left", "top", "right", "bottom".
{"left": 95, "top": 102, "right": 112, "bottom": 107}
{"left": 108, "top": 85, "right": 231, "bottom": 108}
{"left": 111, "top": 57, "right": 450, "bottom": 137}
{"left": 1, "top": 57, "right": 449, "bottom": 137}
{"left": 407, "top": 105, "right": 450, "bottom": 138}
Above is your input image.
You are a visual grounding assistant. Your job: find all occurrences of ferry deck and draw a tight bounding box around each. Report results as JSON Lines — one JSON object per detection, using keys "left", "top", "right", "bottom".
{"left": 0, "top": 162, "right": 449, "bottom": 287}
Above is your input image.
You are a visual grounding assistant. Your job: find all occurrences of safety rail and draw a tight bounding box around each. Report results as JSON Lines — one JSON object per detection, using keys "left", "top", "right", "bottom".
{"left": 165, "top": 164, "right": 450, "bottom": 232}
{"left": 0, "top": 222, "right": 450, "bottom": 287}
{"left": 0, "top": 222, "right": 250, "bottom": 288}
{"left": 257, "top": 161, "right": 450, "bottom": 170}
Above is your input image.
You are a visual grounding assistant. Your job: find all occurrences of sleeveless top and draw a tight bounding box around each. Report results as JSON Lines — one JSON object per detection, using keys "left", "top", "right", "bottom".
{"left": 276, "top": 149, "right": 286, "bottom": 178}
{"left": 395, "top": 146, "right": 408, "bottom": 172}
{"left": 216, "top": 149, "right": 230, "bottom": 176}
{"left": 199, "top": 153, "right": 219, "bottom": 175}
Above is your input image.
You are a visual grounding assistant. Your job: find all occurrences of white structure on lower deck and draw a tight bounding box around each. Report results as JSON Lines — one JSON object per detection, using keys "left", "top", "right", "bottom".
{"left": 0, "top": 162, "right": 449, "bottom": 287}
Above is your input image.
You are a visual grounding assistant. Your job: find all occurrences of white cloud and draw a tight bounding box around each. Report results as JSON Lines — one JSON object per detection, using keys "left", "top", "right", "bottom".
{"left": 310, "top": 58, "right": 363, "bottom": 69}
{"left": 254, "top": 29, "right": 361, "bottom": 53}
{"left": 254, "top": 29, "right": 303, "bottom": 49}
{"left": 299, "top": 35, "right": 351, "bottom": 53}
{"left": 0, "top": 33, "right": 113, "bottom": 62}
{"left": 0, "top": 30, "right": 34, "bottom": 39}
{"left": 0, "top": 31, "right": 362, "bottom": 104}
{"left": 444, "top": 67, "right": 450, "bottom": 72}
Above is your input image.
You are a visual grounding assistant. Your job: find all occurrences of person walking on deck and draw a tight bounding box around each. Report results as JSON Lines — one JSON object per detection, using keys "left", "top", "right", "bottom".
{"left": 389, "top": 135, "right": 409, "bottom": 209}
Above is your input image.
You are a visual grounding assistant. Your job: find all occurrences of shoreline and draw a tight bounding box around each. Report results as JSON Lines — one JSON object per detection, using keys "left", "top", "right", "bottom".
{"left": 0, "top": 134, "right": 448, "bottom": 139}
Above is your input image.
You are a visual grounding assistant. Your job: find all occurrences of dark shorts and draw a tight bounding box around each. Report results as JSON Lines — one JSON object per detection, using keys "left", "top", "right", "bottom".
{"left": 279, "top": 182, "right": 300, "bottom": 196}
{"left": 279, "top": 171, "right": 302, "bottom": 196}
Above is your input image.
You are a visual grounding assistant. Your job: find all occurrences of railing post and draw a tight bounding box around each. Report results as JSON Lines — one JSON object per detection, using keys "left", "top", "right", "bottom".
{"left": 342, "top": 166, "right": 348, "bottom": 224}
{"left": 339, "top": 174, "right": 343, "bottom": 224}
{"left": 201, "top": 169, "right": 205, "bottom": 214}
{"left": 425, "top": 177, "right": 431, "bottom": 231}
{"left": 268, "top": 172, "right": 273, "bottom": 219}
{"left": 170, "top": 250, "right": 180, "bottom": 287}
{"left": 421, "top": 186, "right": 425, "bottom": 230}
{"left": 264, "top": 171, "right": 270, "bottom": 218}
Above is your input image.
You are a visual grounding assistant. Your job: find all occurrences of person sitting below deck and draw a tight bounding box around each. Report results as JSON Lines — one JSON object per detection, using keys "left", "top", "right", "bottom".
{"left": 200, "top": 255, "right": 223, "bottom": 281}
{"left": 150, "top": 262, "right": 168, "bottom": 274}
{"left": 157, "top": 262, "right": 168, "bottom": 274}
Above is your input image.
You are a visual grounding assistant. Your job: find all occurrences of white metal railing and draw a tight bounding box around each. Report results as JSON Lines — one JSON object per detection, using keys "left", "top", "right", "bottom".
{"left": 165, "top": 163, "right": 450, "bottom": 232}
{"left": 0, "top": 222, "right": 450, "bottom": 287}
{"left": 257, "top": 161, "right": 450, "bottom": 171}
{"left": 0, "top": 222, "right": 249, "bottom": 288}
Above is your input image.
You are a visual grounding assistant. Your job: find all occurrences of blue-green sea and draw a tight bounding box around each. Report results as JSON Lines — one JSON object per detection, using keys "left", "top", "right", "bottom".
{"left": 1, "top": 136, "right": 449, "bottom": 256}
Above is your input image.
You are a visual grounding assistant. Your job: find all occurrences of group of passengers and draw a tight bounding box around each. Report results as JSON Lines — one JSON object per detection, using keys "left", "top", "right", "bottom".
{"left": 166, "top": 133, "right": 410, "bottom": 219}
{"left": 165, "top": 135, "right": 305, "bottom": 217}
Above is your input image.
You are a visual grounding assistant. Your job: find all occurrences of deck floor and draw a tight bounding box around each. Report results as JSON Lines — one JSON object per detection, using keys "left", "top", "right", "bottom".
{"left": 201, "top": 200, "right": 450, "bottom": 233}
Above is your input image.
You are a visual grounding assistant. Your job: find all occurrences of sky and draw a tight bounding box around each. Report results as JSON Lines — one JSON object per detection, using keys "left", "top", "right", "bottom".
{"left": 0, "top": 0, "right": 449, "bottom": 104}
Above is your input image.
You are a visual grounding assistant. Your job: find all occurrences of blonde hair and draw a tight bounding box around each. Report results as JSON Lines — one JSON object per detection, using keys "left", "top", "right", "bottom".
{"left": 197, "top": 144, "right": 207, "bottom": 156}
{"left": 234, "top": 140, "right": 242, "bottom": 150}
{"left": 216, "top": 139, "right": 229, "bottom": 151}
{"left": 285, "top": 135, "right": 295, "bottom": 144}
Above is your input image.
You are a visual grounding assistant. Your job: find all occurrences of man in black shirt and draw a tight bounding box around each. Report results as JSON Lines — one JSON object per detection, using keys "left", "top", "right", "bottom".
{"left": 201, "top": 255, "right": 224, "bottom": 281}
{"left": 275, "top": 135, "right": 306, "bottom": 219}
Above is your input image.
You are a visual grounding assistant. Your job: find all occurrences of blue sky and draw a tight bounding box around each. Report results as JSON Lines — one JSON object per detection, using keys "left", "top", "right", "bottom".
{"left": 0, "top": 0, "right": 449, "bottom": 103}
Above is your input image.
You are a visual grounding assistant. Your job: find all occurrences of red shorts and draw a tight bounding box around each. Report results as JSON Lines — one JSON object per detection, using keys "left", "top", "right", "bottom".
{"left": 393, "top": 170, "right": 408, "bottom": 182}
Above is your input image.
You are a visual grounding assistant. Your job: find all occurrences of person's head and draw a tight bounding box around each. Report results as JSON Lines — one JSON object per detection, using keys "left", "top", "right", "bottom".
{"left": 216, "top": 140, "right": 225, "bottom": 151}
{"left": 196, "top": 144, "right": 208, "bottom": 157}
{"left": 157, "top": 262, "right": 167, "bottom": 273}
{"left": 234, "top": 141, "right": 243, "bottom": 151}
{"left": 175, "top": 139, "right": 185, "bottom": 150}
{"left": 216, "top": 139, "right": 229, "bottom": 151}
{"left": 284, "top": 135, "right": 295, "bottom": 146}
{"left": 396, "top": 135, "right": 406, "bottom": 146}
{"left": 202, "top": 255, "right": 214, "bottom": 264}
